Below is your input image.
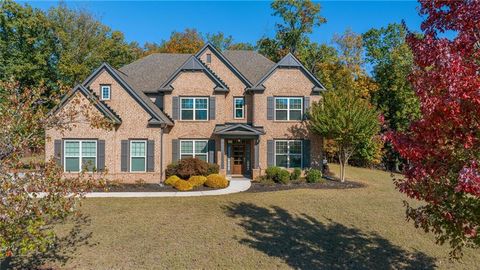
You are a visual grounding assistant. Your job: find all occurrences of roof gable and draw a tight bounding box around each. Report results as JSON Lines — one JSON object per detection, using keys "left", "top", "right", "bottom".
{"left": 248, "top": 53, "right": 327, "bottom": 92}
{"left": 214, "top": 123, "right": 265, "bottom": 136}
{"left": 83, "top": 62, "right": 173, "bottom": 126}
{"left": 196, "top": 43, "right": 253, "bottom": 88}
{"left": 49, "top": 85, "right": 122, "bottom": 124}
{"left": 159, "top": 55, "right": 229, "bottom": 92}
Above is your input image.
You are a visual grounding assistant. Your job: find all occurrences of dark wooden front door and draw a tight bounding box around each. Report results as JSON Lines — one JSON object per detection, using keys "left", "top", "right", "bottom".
{"left": 231, "top": 143, "right": 245, "bottom": 175}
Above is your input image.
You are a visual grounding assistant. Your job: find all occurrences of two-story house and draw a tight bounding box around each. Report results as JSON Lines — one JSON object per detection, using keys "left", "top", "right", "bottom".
{"left": 46, "top": 43, "right": 325, "bottom": 183}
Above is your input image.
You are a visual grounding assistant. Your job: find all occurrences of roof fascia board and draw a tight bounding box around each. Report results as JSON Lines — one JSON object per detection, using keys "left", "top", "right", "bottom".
{"left": 159, "top": 56, "right": 228, "bottom": 92}
{"left": 83, "top": 62, "right": 173, "bottom": 126}
{"left": 195, "top": 43, "right": 253, "bottom": 88}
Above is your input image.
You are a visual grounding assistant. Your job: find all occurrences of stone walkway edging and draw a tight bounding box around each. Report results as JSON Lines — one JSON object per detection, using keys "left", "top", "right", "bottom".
{"left": 84, "top": 177, "right": 251, "bottom": 198}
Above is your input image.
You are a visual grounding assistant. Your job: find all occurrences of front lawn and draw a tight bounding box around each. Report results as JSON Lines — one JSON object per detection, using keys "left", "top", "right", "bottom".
{"left": 24, "top": 165, "right": 480, "bottom": 269}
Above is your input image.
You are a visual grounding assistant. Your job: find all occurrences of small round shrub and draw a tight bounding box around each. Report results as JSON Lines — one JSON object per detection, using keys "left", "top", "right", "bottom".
{"left": 306, "top": 169, "right": 323, "bottom": 183}
{"left": 205, "top": 174, "right": 229, "bottom": 189}
{"left": 165, "top": 175, "right": 181, "bottom": 186}
{"left": 207, "top": 163, "right": 220, "bottom": 175}
{"left": 174, "top": 179, "right": 194, "bottom": 191}
{"left": 188, "top": 175, "right": 207, "bottom": 187}
{"left": 265, "top": 166, "right": 290, "bottom": 184}
{"left": 290, "top": 168, "right": 302, "bottom": 181}
{"left": 175, "top": 158, "right": 209, "bottom": 179}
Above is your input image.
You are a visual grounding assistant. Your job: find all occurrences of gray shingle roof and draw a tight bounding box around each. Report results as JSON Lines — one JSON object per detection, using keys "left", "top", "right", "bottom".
{"left": 222, "top": 50, "right": 275, "bottom": 85}
{"left": 118, "top": 50, "right": 275, "bottom": 93}
{"left": 119, "top": 53, "right": 191, "bottom": 93}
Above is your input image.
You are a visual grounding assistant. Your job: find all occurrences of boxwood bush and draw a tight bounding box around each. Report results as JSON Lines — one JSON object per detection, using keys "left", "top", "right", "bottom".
{"left": 306, "top": 169, "right": 323, "bottom": 183}
{"left": 265, "top": 166, "right": 290, "bottom": 184}
{"left": 290, "top": 168, "right": 302, "bottom": 181}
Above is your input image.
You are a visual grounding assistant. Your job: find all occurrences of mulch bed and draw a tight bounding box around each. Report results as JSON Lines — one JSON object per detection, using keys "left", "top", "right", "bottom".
{"left": 246, "top": 177, "right": 364, "bottom": 193}
{"left": 92, "top": 183, "right": 218, "bottom": 192}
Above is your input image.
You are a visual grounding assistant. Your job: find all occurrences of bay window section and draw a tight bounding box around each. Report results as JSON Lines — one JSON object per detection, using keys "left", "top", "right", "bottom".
{"left": 180, "top": 97, "right": 208, "bottom": 120}
{"left": 130, "top": 140, "right": 146, "bottom": 172}
{"left": 64, "top": 140, "right": 97, "bottom": 172}
{"left": 275, "top": 140, "right": 302, "bottom": 168}
{"left": 180, "top": 140, "right": 208, "bottom": 161}
{"left": 275, "top": 97, "right": 303, "bottom": 121}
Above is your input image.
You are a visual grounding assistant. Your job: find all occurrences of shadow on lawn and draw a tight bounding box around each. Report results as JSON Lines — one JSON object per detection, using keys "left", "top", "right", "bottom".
{"left": 224, "top": 203, "right": 436, "bottom": 270}
{"left": 3, "top": 214, "right": 96, "bottom": 270}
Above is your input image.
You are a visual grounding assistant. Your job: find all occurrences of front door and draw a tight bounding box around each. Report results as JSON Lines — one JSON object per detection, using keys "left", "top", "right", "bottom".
{"left": 231, "top": 143, "right": 245, "bottom": 175}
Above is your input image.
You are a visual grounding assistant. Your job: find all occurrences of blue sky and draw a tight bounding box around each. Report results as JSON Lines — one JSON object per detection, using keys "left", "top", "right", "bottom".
{"left": 24, "top": 1, "right": 424, "bottom": 46}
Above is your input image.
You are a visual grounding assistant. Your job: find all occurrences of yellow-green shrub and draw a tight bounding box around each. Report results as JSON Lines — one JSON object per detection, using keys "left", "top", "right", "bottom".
{"left": 205, "top": 174, "right": 229, "bottom": 189}
{"left": 174, "top": 180, "right": 193, "bottom": 191}
{"left": 188, "top": 175, "right": 207, "bottom": 187}
{"left": 165, "top": 175, "right": 181, "bottom": 186}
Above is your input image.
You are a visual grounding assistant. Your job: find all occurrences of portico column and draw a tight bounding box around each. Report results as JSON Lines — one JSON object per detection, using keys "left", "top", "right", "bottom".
{"left": 220, "top": 138, "right": 225, "bottom": 169}
{"left": 254, "top": 137, "right": 260, "bottom": 169}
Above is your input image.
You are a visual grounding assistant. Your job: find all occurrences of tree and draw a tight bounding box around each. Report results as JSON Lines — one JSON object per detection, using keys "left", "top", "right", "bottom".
{"left": 0, "top": 81, "right": 111, "bottom": 266}
{"left": 363, "top": 23, "right": 420, "bottom": 171}
{"left": 387, "top": 0, "right": 480, "bottom": 257}
{"left": 257, "top": 0, "right": 325, "bottom": 61}
{"left": 228, "top": 42, "right": 254, "bottom": 50}
{"left": 205, "top": 32, "right": 233, "bottom": 51}
{"left": 47, "top": 3, "right": 141, "bottom": 86}
{"left": 0, "top": 1, "right": 59, "bottom": 90}
{"left": 160, "top": 28, "right": 205, "bottom": 54}
{"left": 309, "top": 89, "right": 380, "bottom": 182}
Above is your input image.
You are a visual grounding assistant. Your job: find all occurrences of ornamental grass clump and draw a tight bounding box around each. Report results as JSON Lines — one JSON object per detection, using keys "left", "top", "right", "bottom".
{"left": 174, "top": 179, "right": 193, "bottom": 191}
{"left": 165, "top": 175, "right": 181, "bottom": 186}
{"left": 188, "top": 175, "right": 207, "bottom": 187}
{"left": 205, "top": 174, "right": 229, "bottom": 189}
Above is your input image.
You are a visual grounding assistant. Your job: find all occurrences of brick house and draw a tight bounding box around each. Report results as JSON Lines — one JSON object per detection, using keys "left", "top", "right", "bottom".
{"left": 46, "top": 43, "right": 326, "bottom": 183}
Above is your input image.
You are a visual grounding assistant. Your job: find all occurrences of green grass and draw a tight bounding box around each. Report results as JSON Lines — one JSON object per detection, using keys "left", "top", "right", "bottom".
{"left": 40, "top": 165, "right": 479, "bottom": 269}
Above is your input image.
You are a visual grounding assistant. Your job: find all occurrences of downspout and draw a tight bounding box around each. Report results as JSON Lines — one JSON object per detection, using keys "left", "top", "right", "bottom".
{"left": 160, "top": 124, "right": 166, "bottom": 184}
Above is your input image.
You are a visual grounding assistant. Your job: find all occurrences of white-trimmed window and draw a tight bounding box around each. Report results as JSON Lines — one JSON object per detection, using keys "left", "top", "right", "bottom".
{"left": 234, "top": 97, "right": 245, "bottom": 119}
{"left": 101, "top": 85, "right": 111, "bottom": 100}
{"left": 180, "top": 140, "right": 208, "bottom": 161}
{"left": 180, "top": 97, "right": 208, "bottom": 120}
{"left": 275, "top": 97, "right": 303, "bottom": 121}
{"left": 130, "top": 140, "right": 146, "bottom": 172}
{"left": 64, "top": 140, "right": 97, "bottom": 172}
{"left": 275, "top": 140, "right": 302, "bottom": 168}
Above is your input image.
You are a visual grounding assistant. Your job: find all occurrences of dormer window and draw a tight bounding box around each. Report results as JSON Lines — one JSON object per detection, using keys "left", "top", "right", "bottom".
{"left": 101, "top": 85, "right": 111, "bottom": 100}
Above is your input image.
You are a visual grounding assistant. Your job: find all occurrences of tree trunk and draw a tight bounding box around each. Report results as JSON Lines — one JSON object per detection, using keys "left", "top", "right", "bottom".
{"left": 1, "top": 256, "right": 12, "bottom": 269}
{"left": 338, "top": 150, "right": 346, "bottom": 182}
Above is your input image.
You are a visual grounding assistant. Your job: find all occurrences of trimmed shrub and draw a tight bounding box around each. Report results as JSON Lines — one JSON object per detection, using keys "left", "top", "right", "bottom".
{"left": 165, "top": 175, "right": 181, "bottom": 186}
{"left": 265, "top": 166, "right": 290, "bottom": 184}
{"left": 306, "top": 169, "right": 323, "bottom": 183}
{"left": 290, "top": 168, "right": 302, "bottom": 181}
{"left": 165, "top": 162, "right": 179, "bottom": 177}
{"left": 175, "top": 158, "right": 209, "bottom": 179}
{"left": 174, "top": 179, "right": 194, "bottom": 191}
{"left": 188, "top": 175, "right": 207, "bottom": 187}
{"left": 207, "top": 163, "right": 220, "bottom": 175}
{"left": 205, "top": 174, "right": 229, "bottom": 189}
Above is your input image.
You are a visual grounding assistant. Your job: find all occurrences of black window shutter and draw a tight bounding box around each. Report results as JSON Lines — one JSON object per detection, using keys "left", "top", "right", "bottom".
{"left": 121, "top": 140, "right": 129, "bottom": 172}
{"left": 267, "top": 140, "right": 274, "bottom": 167}
{"left": 267, "top": 97, "right": 274, "bottom": 120}
{"left": 155, "top": 94, "right": 164, "bottom": 110}
{"left": 304, "top": 96, "right": 310, "bottom": 120}
{"left": 147, "top": 140, "right": 155, "bottom": 172}
{"left": 54, "top": 140, "right": 63, "bottom": 166}
{"left": 97, "top": 140, "right": 105, "bottom": 171}
{"left": 208, "top": 139, "right": 216, "bottom": 163}
{"left": 172, "top": 139, "right": 180, "bottom": 162}
{"left": 209, "top": 96, "right": 216, "bottom": 120}
{"left": 172, "top": 96, "right": 179, "bottom": 120}
{"left": 303, "top": 140, "right": 311, "bottom": 168}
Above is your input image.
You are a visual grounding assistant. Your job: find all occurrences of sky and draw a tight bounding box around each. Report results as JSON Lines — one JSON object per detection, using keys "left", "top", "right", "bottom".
{"left": 23, "top": 1, "right": 425, "bottom": 46}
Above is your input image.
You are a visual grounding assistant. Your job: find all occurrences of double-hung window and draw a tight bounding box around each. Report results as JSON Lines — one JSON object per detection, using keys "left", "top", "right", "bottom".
{"left": 234, "top": 97, "right": 245, "bottom": 119}
{"left": 180, "top": 97, "right": 208, "bottom": 120}
{"left": 101, "top": 85, "right": 111, "bottom": 100}
{"left": 275, "top": 97, "right": 303, "bottom": 121}
{"left": 64, "top": 140, "right": 97, "bottom": 172}
{"left": 130, "top": 140, "right": 146, "bottom": 172}
{"left": 275, "top": 140, "right": 302, "bottom": 168}
{"left": 180, "top": 140, "right": 208, "bottom": 161}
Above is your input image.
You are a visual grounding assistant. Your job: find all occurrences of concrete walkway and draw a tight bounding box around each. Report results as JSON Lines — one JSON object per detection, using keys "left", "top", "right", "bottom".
{"left": 84, "top": 177, "right": 251, "bottom": 198}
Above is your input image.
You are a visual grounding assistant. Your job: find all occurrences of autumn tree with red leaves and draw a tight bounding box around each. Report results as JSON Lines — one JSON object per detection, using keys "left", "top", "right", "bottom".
{"left": 387, "top": 0, "right": 480, "bottom": 257}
